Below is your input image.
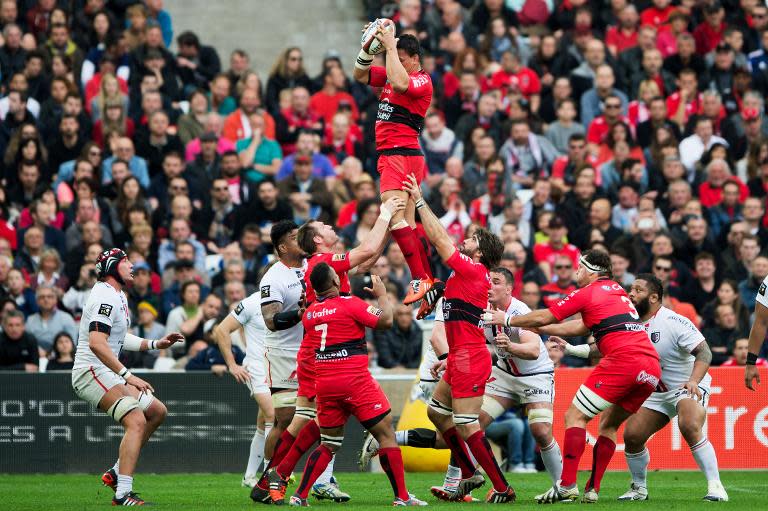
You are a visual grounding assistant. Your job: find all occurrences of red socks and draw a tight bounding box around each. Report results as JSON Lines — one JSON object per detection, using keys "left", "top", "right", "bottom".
{"left": 561, "top": 427, "right": 587, "bottom": 487}
{"left": 295, "top": 444, "right": 333, "bottom": 499}
{"left": 277, "top": 421, "right": 320, "bottom": 479}
{"left": 441, "top": 427, "right": 475, "bottom": 478}
{"left": 412, "top": 227, "right": 433, "bottom": 279}
{"left": 257, "top": 429, "right": 296, "bottom": 487}
{"left": 466, "top": 430, "right": 508, "bottom": 492}
{"left": 391, "top": 226, "right": 427, "bottom": 280}
{"left": 586, "top": 435, "right": 616, "bottom": 492}
{"left": 379, "top": 447, "right": 410, "bottom": 501}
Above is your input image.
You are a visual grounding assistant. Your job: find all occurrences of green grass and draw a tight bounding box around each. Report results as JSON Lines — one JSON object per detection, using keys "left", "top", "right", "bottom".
{"left": 0, "top": 471, "right": 762, "bottom": 509}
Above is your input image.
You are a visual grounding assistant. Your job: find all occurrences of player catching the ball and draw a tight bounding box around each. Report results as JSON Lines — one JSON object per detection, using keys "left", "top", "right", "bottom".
{"left": 71, "top": 249, "right": 184, "bottom": 506}
{"left": 353, "top": 21, "right": 441, "bottom": 317}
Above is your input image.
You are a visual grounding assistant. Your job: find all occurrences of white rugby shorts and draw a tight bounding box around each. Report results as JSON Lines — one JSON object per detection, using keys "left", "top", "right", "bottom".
{"left": 485, "top": 366, "right": 555, "bottom": 405}
{"left": 641, "top": 383, "right": 710, "bottom": 419}
{"left": 264, "top": 346, "right": 299, "bottom": 391}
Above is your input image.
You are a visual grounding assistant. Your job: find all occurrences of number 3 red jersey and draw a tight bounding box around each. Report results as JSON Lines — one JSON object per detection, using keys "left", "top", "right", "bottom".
{"left": 302, "top": 295, "right": 382, "bottom": 388}
{"left": 548, "top": 277, "right": 659, "bottom": 360}
{"left": 369, "top": 66, "right": 432, "bottom": 151}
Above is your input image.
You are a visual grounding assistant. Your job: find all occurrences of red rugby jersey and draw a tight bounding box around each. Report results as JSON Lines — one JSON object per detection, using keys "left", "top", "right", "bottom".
{"left": 441, "top": 250, "right": 491, "bottom": 350}
{"left": 548, "top": 277, "right": 659, "bottom": 359}
{"left": 369, "top": 66, "right": 432, "bottom": 151}
{"left": 302, "top": 295, "right": 381, "bottom": 385}
{"left": 304, "top": 252, "right": 352, "bottom": 305}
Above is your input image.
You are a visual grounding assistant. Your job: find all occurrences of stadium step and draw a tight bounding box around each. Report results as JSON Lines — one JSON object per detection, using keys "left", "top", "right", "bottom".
{"left": 164, "top": 0, "right": 364, "bottom": 79}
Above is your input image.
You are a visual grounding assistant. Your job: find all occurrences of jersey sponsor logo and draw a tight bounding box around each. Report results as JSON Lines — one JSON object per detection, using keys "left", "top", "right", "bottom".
{"left": 760, "top": 282, "right": 767, "bottom": 296}
{"left": 636, "top": 370, "right": 660, "bottom": 388}
{"left": 261, "top": 285, "right": 270, "bottom": 298}
{"left": 235, "top": 302, "right": 244, "bottom": 315}
{"left": 651, "top": 331, "right": 661, "bottom": 343}
{"left": 310, "top": 307, "right": 337, "bottom": 319}
{"left": 98, "top": 303, "right": 113, "bottom": 316}
{"left": 366, "top": 305, "right": 383, "bottom": 317}
{"left": 523, "top": 387, "right": 551, "bottom": 396}
{"left": 411, "top": 75, "right": 429, "bottom": 87}
{"left": 332, "top": 253, "right": 347, "bottom": 261}
{"left": 625, "top": 323, "right": 645, "bottom": 332}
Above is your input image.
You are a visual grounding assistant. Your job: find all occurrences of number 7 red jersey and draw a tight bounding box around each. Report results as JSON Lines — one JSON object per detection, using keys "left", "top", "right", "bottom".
{"left": 548, "top": 277, "right": 659, "bottom": 360}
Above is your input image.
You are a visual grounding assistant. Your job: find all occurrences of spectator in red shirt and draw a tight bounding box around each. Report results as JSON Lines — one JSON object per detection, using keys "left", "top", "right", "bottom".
{"left": 693, "top": 1, "right": 727, "bottom": 56}
{"left": 309, "top": 66, "right": 359, "bottom": 124}
{"left": 640, "top": 0, "right": 675, "bottom": 27}
{"left": 657, "top": 10, "right": 691, "bottom": 58}
{"left": 721, "top": 338, "right": 768, "bottom": 366}
{"left": 540, "top": 254, "right": 577, "bottom": 308}
{"left": 275, "top": 86, "right": 323, "bottom": 155}
{"left": 336, "top": 173, "right": 376, "bottom": 229}
{"left": 489, "top": 49, "right": 541, "bottom": 113}
{"left": 666, "top": 68, "right": 703, "bottom": 130}
{"left": 606, "top": 5, "right": 640, "bottom": 57}
{"left": 551, "top": 133, "right": 598, "bottom": 195}
{"left": 533, "top": 216, "right": 581, "bottom": 281}
{"left": 698, "top": 159, "right": 749, "bottom": 208}
{"left": 321, "top": 111, "right": 362, "bottom": 167}
{"left": 587, "top": 94, "right": 632, "bottom": 149}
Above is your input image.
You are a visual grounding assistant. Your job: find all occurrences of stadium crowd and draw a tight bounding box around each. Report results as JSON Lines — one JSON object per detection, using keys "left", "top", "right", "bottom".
{"left": 1, "top": 0, "right": 768, "bottom": 381}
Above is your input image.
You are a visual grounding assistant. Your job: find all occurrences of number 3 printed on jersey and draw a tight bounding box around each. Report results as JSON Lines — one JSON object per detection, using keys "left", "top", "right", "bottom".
{"left": 315, "top": 324, "right": 328, "bottom": 351}
{"left": 621, "top": 296, "right": 640, "bottom": 320}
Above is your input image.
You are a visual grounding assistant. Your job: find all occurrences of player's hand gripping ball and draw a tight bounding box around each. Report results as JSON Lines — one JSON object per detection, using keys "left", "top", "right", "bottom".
{"left": 362, "top": 18, "right": 395, "bottom": 55}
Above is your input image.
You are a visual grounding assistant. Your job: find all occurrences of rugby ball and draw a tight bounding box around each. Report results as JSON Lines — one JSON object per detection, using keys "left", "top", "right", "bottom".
{"left": 362, "top": 18, "right": 395, "bottom": 55}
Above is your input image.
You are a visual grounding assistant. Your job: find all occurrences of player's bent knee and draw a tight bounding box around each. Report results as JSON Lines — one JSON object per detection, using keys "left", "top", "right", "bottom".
{"left": 572, "top": 385, "right": 612, "bottom": 420}
{"left": 481, "top": 395, "right": 506, "bottom": 420}
{"left": 528, "top": 422, "right": 553, "bottom": 445}
{"left": 108, "top": 395, "right": 141, "bottom": 424}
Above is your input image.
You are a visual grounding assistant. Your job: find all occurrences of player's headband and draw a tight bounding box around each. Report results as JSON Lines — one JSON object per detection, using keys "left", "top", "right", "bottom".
{"left": 580, "top": 256, "right": 606, "bottom": 274}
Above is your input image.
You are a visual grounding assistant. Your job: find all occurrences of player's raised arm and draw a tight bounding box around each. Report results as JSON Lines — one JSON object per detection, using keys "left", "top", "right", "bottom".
{"left": 348, "top": 197, "right": 405, "bottom": 269}
{"left": 746, "top": 301, "right": 768, "bottom": 390}
{"left": 402, "top": 174, "right": 455, "bottom": 262}
{"left": 212, "top": 314, "right": 250, "bottom": 384}
{"left": 377, "top": 26, "right": 409, "bottom": 93}
{"left": 364, "top": 274, "right": 393, "bottom": 329}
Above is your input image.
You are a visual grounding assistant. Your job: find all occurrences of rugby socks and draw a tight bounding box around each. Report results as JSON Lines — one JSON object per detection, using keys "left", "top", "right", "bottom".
{"left": 257, "top": 430, "right": 296, "bottom": 488}
{"left": 561, "top": 427, "right": 587, "bottom": 487}
{"left": 540, "top": 439, "right": 563, "bottom": 485}
{"left": 315, "top": 456, "right": 335, "bottom": 485}
{"left": 391, "top": 226, "right": 427, "bottom": 279}
{"left": 586, "top": 435, "right": 616, "bottom": 492}
{"left": 396, "top": 428, "right": 437, "bottom": 448}
{"left": 245, "top": 428, "right": 266, "bottom": 478}
{"left": 691, "top": 438, "right": 721, "bottom": 482}
{"left": 296, "top": 445, "right": 333, "bottom": 499}
{"left": 443, "top": 459, "right": 462, "bottom": 491}
{"left": 277, "top": 420, "right": 320, "bottom": 478}
{"left": 379, "top": 447, "right": 410, "bottom": 501}
{"left": 466, "top": 430, "right": 509, "bottom": 492}
{"left": 412, "top": 226, "right": 433, "bottom": 279}
{"left": 625, "top": 448, "right": 650, "bottom": 487}
{"left": 115, "top": 474, "right": 133, "bottom": 499}
{"left": 441, "top": 427, "right": 475, "bottom": 478}
{"left": 112, "top": 459, "right": 120, "bottom": 472}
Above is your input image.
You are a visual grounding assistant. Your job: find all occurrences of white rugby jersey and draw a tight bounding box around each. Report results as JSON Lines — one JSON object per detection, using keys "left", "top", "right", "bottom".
{"left": 755, "top": 275, "right": 768, "bottom": 309}
{"left": 73, "top": 281, "right": 131, "bottom": 371}
{"left": 419, "top": 298, "right": 443, "bottom": 382}
{"left": 486, "top": 297, "right": 553, "bottom": 376}
{"left": 643, "top": 306, "right": 711, "bottom": 391}
{"left": 231, "top": 292, "right": 266, "bottom": 361}
{"left": 259, "top": 260, "right": 306, "bottom": 351}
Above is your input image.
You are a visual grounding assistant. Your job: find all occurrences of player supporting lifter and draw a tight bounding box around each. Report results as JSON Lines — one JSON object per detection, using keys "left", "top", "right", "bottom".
{"left": 745, "top": 270, "right": 768, "bottom": 390}
{"left": 71, "top": 249, "right": 184, "bottom": 506}
{"left": 353, "top": 27, "right": 441, "bottom": 316}
{"left": 212, "top": 279, "right": 275, "bottom": 488}
{"left": 289, "top": 264, "right": 426, "bottom": 507}
{"left": 485, "top": 249, "right": 661, "bottom": 503}
{"left": 250, "top": 221, "right": 309, "bottom": 504}
{"left": 264, "top": 197, "right": 405, "bottom": 504}
{"left": 402, "top": 175, "right": 516, "bottom": 504}
{"left": 612, "top": 274, "right": 725, "bottom": 501}
{"left": 361, "top": 268, "right": 562, "bottom": 502}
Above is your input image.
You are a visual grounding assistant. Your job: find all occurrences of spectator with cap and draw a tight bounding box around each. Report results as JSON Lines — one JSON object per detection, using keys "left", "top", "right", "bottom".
{"left": 0, "top": 310, "right": 38, "bottom": 372}
{"left": 707, "top": 42, "right": 738, "bottom": 101}
{"left": 24, "top": 284, "right": 77, "bottom": 354}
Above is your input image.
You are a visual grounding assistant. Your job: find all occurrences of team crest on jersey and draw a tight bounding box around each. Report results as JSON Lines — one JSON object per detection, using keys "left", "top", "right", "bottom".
{"left": 651, "top": 331, "right": 661, "bottom": 343}
{"left": 332, "top": 253, "right": 346, "bottom": 261}
{"left": 98, "top": 303, "right": 113, "bottom": 316}
{"left": 367, "top": 305, "right": 383, "bottom": 317}
{"left": 760, "top": 283, "right": 767, "bottom": 296}
{"left": 235, "top": 302, "right": 244, "bottom": 315}
{"left": 261, "top": 285, "right": 270, "bottom": 298}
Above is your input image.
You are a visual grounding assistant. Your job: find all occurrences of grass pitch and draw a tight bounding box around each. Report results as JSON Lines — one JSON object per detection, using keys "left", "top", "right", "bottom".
{"left": 1, "top": 471, "right": 762, "bottom": 509}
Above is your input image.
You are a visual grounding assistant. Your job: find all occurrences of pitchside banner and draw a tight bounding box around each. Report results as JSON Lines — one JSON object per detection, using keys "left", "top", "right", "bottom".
{"left": 0, "top": 373, "right": 364, "bottom": 473}
{"left": 553, "top": 367, "right": 768, "bottom": 470}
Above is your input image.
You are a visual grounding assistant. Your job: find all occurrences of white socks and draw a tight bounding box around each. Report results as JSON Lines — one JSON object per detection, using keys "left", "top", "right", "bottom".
{"left": 625, "top": 448, "right": 650, "bottom": 487}
{"left": 443, "top": 464, "right": 461, "bottom": 490}
{"left": 112, "top": 459, "right": 120, "bottom": 472}
{"left": 691, "top": 438, "right": 720, "bottom": 482}
{"left": 116, "top": 474, "right": 133, "bottom": 499}
{"left": 540, "top": 439, "right": 563, "bottom": 485}
{"left": 315, "top": 456, "right": 336, "bottom": 485}
{"left": 245, "top": 428, "right": 266, "bottom": 478}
